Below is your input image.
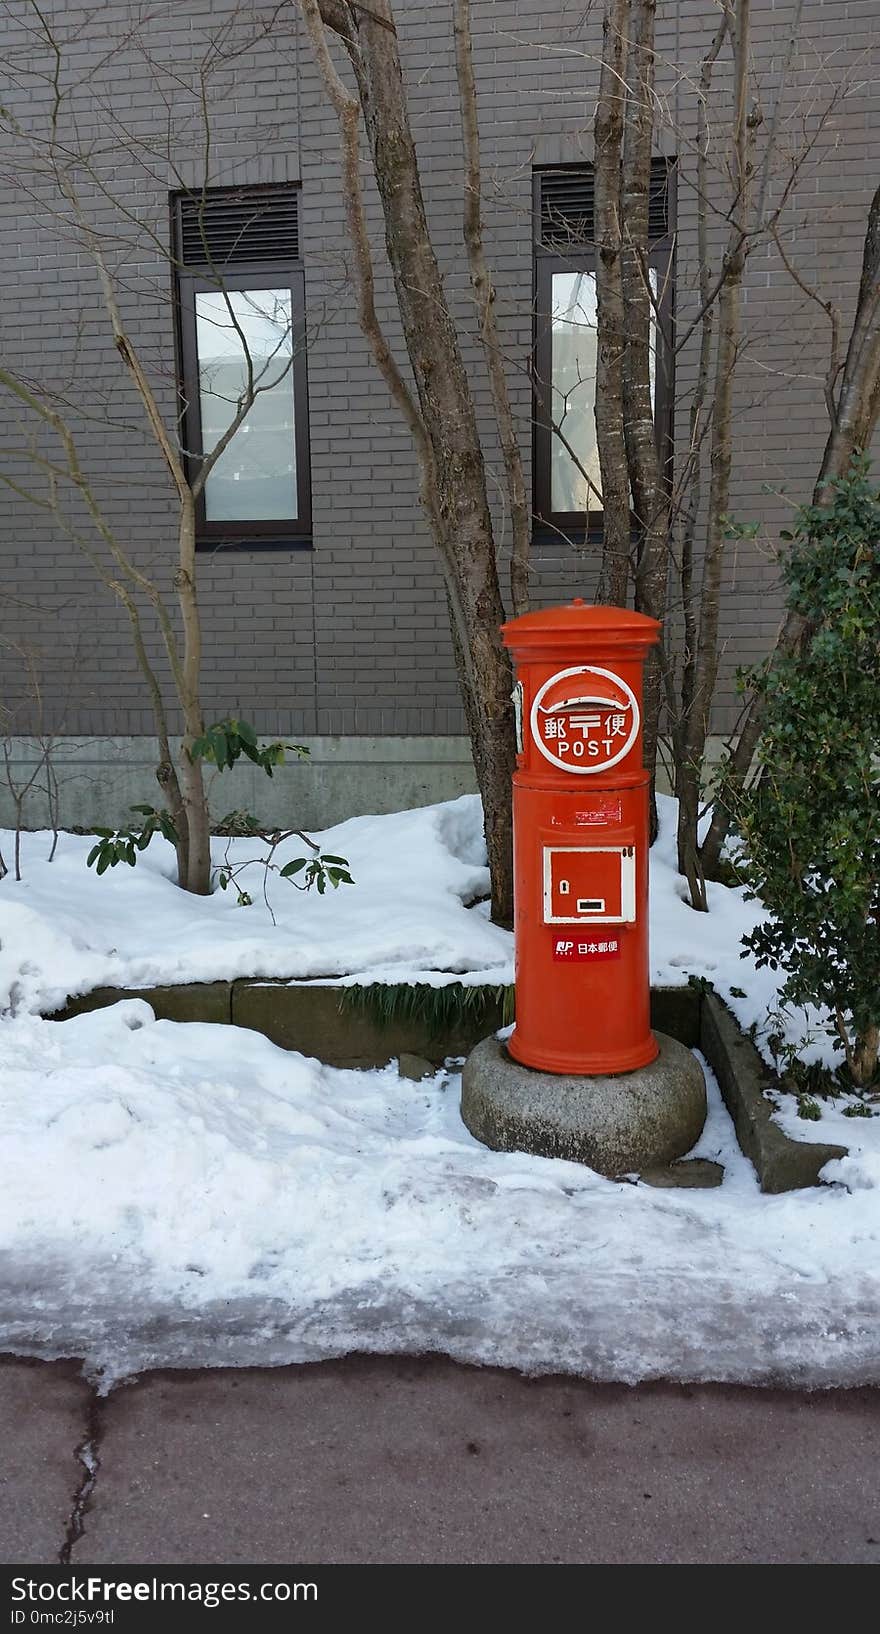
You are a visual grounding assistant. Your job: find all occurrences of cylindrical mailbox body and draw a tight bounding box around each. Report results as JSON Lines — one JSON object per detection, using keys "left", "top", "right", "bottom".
{"left": 502, "top": 601, "right": 661, "bottom": 1076}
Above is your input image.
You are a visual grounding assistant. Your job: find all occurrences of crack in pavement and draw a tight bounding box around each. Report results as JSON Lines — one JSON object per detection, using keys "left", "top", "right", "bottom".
{"left": 59, "top": 1390, "right": 102, "bottom": 1564}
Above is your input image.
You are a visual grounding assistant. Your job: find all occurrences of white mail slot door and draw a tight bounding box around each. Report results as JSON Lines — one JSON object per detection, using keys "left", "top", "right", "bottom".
{"left": 542, "top": 845, "right": 636, "bottom": 925}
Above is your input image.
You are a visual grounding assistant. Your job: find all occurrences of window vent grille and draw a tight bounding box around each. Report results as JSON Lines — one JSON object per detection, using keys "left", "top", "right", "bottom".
{"left": 539, "top": 160, "right": 671, "bottom": 248}
{"left": 175, "top": 186, "right": 299, "bottom": 267}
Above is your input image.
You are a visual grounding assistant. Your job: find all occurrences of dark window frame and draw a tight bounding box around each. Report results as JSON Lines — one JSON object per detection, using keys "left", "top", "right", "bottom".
{"left": 172, "top": 191, "right": 311, "bottom": 553}
{"left": 532, "top": 163, "right": 676, "bottom": 544}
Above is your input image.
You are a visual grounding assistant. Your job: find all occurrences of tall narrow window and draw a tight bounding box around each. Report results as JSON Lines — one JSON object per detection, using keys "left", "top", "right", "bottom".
{"left": 173, "top": 186, "right": 311, "bottom": 548}
{"left": 533, "top": 161, "right": 674, "bottom": 536}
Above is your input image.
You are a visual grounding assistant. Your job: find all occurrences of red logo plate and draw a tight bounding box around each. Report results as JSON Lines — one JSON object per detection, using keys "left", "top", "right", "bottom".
{"left": 552, "top": 937, "right": 622, "bottom": 962}
{"left": 574, "top": 798, "right": 622, "bottom": 827}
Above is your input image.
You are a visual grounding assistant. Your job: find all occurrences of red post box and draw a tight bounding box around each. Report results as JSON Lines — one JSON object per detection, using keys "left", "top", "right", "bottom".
{"left": 502, "top": 599, "right": 661, "bottom": 1076}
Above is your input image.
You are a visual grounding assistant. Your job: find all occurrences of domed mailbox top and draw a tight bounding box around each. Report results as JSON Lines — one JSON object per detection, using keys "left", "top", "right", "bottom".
{"left": 502, "top": 598, "right": 660, "bottom": 658}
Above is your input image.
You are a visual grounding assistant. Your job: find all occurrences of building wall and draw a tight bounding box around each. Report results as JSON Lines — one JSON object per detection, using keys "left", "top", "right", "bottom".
{"left": 0, "top": 0, "right": 877, "bottom": 824}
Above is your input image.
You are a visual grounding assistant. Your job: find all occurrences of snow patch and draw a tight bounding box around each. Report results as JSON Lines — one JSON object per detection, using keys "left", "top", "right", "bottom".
{"left": 0, "top": 794, "right": 773, "bottom": 1018}
{"left": 0, "top": 796, "right": 510, "bottom": 1014}
{"left": 2, "top": 793, "right": 879, "bottom": 1386}
{"left": 0, "top": 1000, "right": 878, "bottom": 1387}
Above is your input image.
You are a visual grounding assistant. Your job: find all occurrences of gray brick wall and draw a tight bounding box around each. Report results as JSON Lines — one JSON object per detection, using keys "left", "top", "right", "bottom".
{"left": 0, "top": 0, "right": 877, "bottom": 743}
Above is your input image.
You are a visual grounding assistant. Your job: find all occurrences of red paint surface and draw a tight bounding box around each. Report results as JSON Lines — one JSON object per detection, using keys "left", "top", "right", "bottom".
{"left": 501, "top": 601, "right": 661, "bottom": 1076}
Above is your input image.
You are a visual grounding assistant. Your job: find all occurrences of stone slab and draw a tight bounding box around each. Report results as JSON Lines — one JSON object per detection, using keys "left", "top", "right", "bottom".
{"left": 49, "top": 982, "right": 233, "bottom": 1027}
{"left": 461, "top": 1031, "right": 707, "bottom": 1174}
{"left": 650, "top": 983, "right": 702, "bottom": 1048}
{"left": 75, "top": 1358, "right": 880, "bottom": 1565}
{"left": 232, "top": 981, "right": 506, "bottom": 1068}
{"left": 398, "top": 1052, "right": 436, "bottom": 1082}
{"left": 0, "top": 1358, "right": 92, "bottom": 1565}
{"left": 700, "top": 991, "right": 847, "bottom": 1193}
{"left": 639, "top": 1158, "right": 725, "bottom": 1189}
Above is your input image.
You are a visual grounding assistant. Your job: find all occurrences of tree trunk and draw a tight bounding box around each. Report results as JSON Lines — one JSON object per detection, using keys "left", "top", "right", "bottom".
{"left": 175, "top": 499, "right": 212, "bottom": 895}
{"left": 177, "top": 749, "right": 211, "bottom": 895}
{"left": 445, "top": 588, "right": 514, "bottom": 925}
{"left": 698, "top": 645, "right": 773, "bottom": 879}
{"left": 675, "top": 761, "right": 708, "bottom": 910}
{"left": 593, "top": 0, "right": 632, "bottom": 609}
{"left": 675, "top": 0, "right": 750, "bottom": 899}
{"left": 317, "top": 0, "right": 516, "bottom": 923}
{"left": 670, "top": 12, "right": 729, "bottom": 902}
{"left": 453, "top": 0, "right": 530, "bottom": 618}
{"left": 853, "top": 1023, "right": 880, "bottom": 1089}
{"left": 815, "top": 181, "right": 880, "bottom": 500}
{"left": 156, "top": 757, "right": 190, "bottom": 886}
{"left": 620, "top": 0, "right": 670, "bottom": 826}
{"left": 677, "top": 252, "right": 742, "bottom": 901}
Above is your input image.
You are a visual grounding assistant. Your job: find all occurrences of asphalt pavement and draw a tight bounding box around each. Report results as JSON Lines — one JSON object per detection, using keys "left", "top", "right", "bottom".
{"left": 2, "top": 1354, "right": 878, "bottom": 1565}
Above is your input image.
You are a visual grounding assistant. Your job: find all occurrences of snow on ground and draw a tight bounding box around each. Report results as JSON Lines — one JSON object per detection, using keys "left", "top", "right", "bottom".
{"left": 0, "top": 999, "right": 878, "bottom": 1389}
{"left": 0, "top": 797, "right": 512, "bottom": 1017}
{"left": 0, "top": 793, "right": 878, "bottom": 1386}
{"left": 0, "top": 793, "right": 772, "bottom": 1019}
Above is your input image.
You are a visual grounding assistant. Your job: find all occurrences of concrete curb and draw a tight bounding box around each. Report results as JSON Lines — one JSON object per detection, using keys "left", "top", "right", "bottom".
{"left": 48, "top": 980, "right": 703, "bottom": 1068}
{"left": 48, "top": 981, "right": 235, "bottom": 1027}
{"left": 231, "top": 980, "right": 505, "bottom": 1067}
{"left": 700, "top": 990, "right": 847, "bottom": 1194}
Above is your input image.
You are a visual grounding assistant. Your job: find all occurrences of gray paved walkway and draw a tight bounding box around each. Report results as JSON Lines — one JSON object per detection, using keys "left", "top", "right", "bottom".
{"left": 2, "top": 1354, "right": 878, "bottom": 1565}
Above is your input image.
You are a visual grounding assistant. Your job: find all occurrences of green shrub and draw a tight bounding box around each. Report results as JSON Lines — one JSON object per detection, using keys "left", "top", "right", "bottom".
{"left": 86, "top": 719, "right": 351, "bottom": 905}
{"left": 734, "top": 462, "right": 880, "bottom": 1090}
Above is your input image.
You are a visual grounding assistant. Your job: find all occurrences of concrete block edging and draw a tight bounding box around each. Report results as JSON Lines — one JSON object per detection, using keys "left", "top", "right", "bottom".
{"left": 699, "top": 989, "right": 847, "bottom": 1193}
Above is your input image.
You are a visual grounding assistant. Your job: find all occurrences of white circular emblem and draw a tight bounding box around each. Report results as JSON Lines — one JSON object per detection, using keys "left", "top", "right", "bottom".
{"left": 529, "top": 664, "right": 640, "bottom": 775}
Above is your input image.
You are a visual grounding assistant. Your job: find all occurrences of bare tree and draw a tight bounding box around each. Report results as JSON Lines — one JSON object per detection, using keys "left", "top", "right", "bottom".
{"left": 670, "top": 0, "right": 755, "bottom": 906}
{"left": 0, "top": 2, "right": 303, "bottom": 894}
{"left": 588, "top": 0, "right": 880, "bottom": 905}
{"left": 302, "top": 0, "right": 526, "bottom": 924}
{"left": 4, "top": 0, "right": 877, "bottom": 929}
{"left": 591, "top": 0, "right": 754, "bottom": 870}
{"left": 700, "top": 178, "right": 880, "bottom": 877}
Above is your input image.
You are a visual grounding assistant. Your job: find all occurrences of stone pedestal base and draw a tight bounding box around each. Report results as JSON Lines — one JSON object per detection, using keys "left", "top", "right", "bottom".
{"left": 461, "top": 1032, "right": 706, "bottom": 1177}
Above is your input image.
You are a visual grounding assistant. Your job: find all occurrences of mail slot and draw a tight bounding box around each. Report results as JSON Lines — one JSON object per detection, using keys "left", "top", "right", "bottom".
{"left": 543, "top": 845, "right": 636, "bottom": 924}
{"left": 502, "top": 599, "right": 661, "bottom": 1076}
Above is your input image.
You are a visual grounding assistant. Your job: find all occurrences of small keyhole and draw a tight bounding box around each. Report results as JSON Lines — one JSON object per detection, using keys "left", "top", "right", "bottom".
{"left": 559, "top": 879, "right": 570, "bottom": 895}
